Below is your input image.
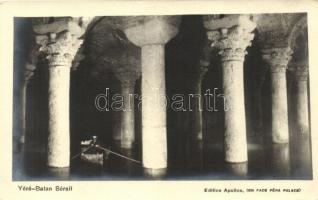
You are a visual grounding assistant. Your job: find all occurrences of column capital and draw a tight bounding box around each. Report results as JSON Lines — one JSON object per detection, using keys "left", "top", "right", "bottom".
{"left": 204, "top": 15, "right": 256, "bottom": 62}
{"left": 294, "top": 65, "right": 309, "bottom": 81}
{"left": 37, "top": 31, "right": 83, "bottom": 67}
{"left": 34, "top": 17, "right": 91, "bottom": 67}
{"left": 101, "top": 51, "right": 141, "bottom": 86}
{"left": 114, "top": 69, "right": 141, "bottom": 87}
{"left": 186, "top": 59, "right": 209, "bottom": 87}
{"left": 113, "top": 65, "right": 141, "bottom": 86}
{"left": 121, "top": 16, "right": 181, "bottom": 47}
{"left": 261, "top": 47, "right": 293, "bottom": 73}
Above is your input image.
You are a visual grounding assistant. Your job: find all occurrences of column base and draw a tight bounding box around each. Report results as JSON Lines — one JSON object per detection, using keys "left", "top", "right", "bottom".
{"left": 47, "top": 167, "right": 70, "bottom": 180}
{"left": 225, "top": 156, "right": 248, "bottom": 163}
{"left": 225, "top": 159, "right": 248, "bottom": 164}
{"left": 47, "top": 157, "right": 70, "bottom": 168}
{"left": 295, "top": 131, "right": 310, "bottom": 141}
{"left": 272, "top": 138, "right": 289, "bottom": 144}
{"left": 143, "top": 167, "right": 167, "bottom": 179}
{"left": 47, "top": 163, "right": 70, "bottom": 168}
{"left": 297, "top": 126, "right": 309, "bottom": 136}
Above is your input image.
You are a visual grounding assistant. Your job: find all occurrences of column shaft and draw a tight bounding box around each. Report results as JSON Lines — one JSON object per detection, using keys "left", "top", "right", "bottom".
{"left": 295, "top": 79, "right": 309, "bottom": 135}
{"left": 271, "top": 71, "right": 289, "bottom": 143}
{"left": 20, "top": 63, "right": 36, "bottom": 144}
{"left": 19, "top": 83, "right": 27, "bottom": 144}
{"left": 34, "top": 22, "right": 84, "bottom": 168}
{"left": 191, "top": 79, "right": 203, "bottom": 141}
{"left": 121, "top": 83, "right": 135, "bottom": 148}
{"left": 113, "top": 111, "right": 121, "bottom": 142}
{"left": 253, "top": 75, "right": 266, "bottom": 138}
{"left": 122, "top": 16, "right": 180, "bottom": 176}
{"left": 254, "top": 86, "right": 263, "bottom": 134}
{"left": 141, "top": 44, "right": 167, "bottom": 169}
{"left": 262, "top": 47, "right": 292, "bottom": 143}
{"left": 222, "top": 60, "right": 247, "bottom": 162}
{"left": 204, "top": 15, "right": 255, "bottom": 163}
{"left": 47, "top": 66, "right": 71, "bottom": 167}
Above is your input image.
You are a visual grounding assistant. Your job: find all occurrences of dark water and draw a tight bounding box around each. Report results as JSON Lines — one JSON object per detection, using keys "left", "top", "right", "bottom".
{"left": 13, "top": 133, "right": 312, "bottom": 181}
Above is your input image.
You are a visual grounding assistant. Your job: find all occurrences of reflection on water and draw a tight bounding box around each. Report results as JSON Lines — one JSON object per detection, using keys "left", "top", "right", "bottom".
{"left": 290, "top": 134, "right": 312, "bottom": 179}
{"left": 272, "top": 144, "right": 290, "bottom": 178}
{"left": 225, "top": 162, "right": 248, "bottom": 178}
{"left": 47, "top": 167, "right": 70, "bottom": 180}
{"left": 13, "top": 136, "right": 312, "bottom": 180}
{"left": 144, "top": 168, "right": 167, "bottom": 179}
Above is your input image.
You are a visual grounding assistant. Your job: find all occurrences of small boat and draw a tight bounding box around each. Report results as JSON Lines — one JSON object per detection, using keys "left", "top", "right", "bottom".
{"left": 73, "top": 135, "right": 141, "bottom": 166}
{"left": 79, "top": 136, "right": 110, "bottom": 166}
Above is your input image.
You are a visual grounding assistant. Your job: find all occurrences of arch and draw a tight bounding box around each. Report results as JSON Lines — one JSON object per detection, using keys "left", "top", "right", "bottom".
{"left": 288, "top": 15, "right": 307, "bottom": 50}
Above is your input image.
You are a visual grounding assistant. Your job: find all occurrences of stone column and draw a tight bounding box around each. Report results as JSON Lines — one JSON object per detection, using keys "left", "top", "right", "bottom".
{"left": 190, "top": 62, "right": 209, "bottom": 141}
{"left": 262, "top": 47, "right": 292, "bottom": 143}
{"left": 122, "top": 16, "right": 180, "bottom": 176}
{"left": 204, "top": 15, "right": 256, "bottom": 163}
{"left": 112, "top": 111, "right": 122, "bottom": 144}
{"left": 113, "top": 70, "right": 140, "bottom": 149}
{"left": 37, "top": 31, "right": 83, "bottom": 167}
{"left": 19, "top": 63, "right": 36, "bottom": 144}
{"left": 251, "top": 69, "right": 266, "bottom": 142}
{"left": 294, "top": 65, "right": 309, "bottom": 135}
{"left": 185, "top": 61, "right": 209, "bottom": 170}
{"left": 290, "top": 65, "right": 311, "bottom": 178}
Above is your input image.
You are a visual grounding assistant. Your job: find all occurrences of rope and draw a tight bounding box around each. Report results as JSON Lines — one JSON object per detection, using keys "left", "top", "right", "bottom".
{"left": 71, "top": 144, "right": 142, "bottom": 165}
{"left": 95, "top": 145, "right": 141, "bottom": 164}
{"left": 71, "top": 145, "right": 94, "bottom": 160}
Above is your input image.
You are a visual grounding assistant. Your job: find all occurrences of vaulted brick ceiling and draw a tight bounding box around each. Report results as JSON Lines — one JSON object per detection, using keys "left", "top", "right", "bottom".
{"left": 29, "top": 14, "right": 308, "bottom": 79}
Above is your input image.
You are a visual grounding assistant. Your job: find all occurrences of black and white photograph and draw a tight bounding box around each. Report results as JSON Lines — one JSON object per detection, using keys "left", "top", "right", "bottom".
{"left": 1, "top": 1, "right": 318, "bottom": 199}
{"left": 12, "top": 13, "right": 312, "bottom": 180}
